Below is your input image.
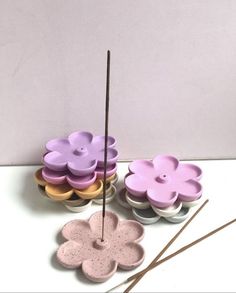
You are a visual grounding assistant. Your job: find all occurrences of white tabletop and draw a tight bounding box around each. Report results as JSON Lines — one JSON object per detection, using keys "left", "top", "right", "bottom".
{"left": 0, "top": 161, "right": 235, "bottom": 292}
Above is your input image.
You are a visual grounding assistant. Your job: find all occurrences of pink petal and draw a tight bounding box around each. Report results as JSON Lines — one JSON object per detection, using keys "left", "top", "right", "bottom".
{"left": 114, "top": 220, "right": 144, "bottom": 243}
{"left": 61, "top": 220, "right": 92, "bottom": 242}
{"left": 113, "top": 242, "right": 145, "bottom": 270}
{"left": 57, "top": 240, "right": 84, "bottom": 269}
{"left": 147, "top": 187, "right": 178, "bottom": 208}
{"left": 125, "top": 174, "right": 148, "bottom": 197}
{"left": 177, "top": 180, "right": 202, "bottom": 202}
{"left": 82, "top": 257, "right": 117, "bottom": 282}
{"left": 88, "top": 211, "right": 119, "bottom": 240}
{"left": 129, "top": 160, "right": 156, "bottom": 177}
{"left": 152, "top": 155, "right": 179, "bottom": 175}
{"left": 175, "top": 163, "right": 202, "bottom": 181}
{"left": 68, "top": 131, "right": 93, "bottom": 148}
{"left": 43, "top": 152, "right": 68, "bottom": 171}
{"left": 46, "top": 138, "right": 71, "bottom": 152}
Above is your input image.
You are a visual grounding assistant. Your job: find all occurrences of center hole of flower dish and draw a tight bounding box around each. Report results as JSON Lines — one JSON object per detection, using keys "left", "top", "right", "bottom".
{"left": 94, "top": 239, "right": 110, "bottom": 250}
{"left": 156, "top": 174, "right": 168, "bottom": 183}
{"left": 73, "top": 147, "right": 87, "bottom": 156}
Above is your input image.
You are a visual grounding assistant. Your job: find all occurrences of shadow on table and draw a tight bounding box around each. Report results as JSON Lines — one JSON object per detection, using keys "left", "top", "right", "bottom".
{"left": 21, "top": 167, "right": 65, "bottom": 214}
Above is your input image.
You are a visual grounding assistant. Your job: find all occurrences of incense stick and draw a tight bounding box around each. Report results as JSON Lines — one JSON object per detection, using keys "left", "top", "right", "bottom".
{"left": 107, "top": 199, "right": 208, "bottom": 292}
{"left": 106, "top": 217, "right": 236, "bottom": 293}
{"left": 101, "top": 50, "right": 111, "bottom": 242}
{"left": 124, "top": 218, "right": 236, "bottom": 292}
{"left": 124, "top": 199, "right": 209, "bottom": 292}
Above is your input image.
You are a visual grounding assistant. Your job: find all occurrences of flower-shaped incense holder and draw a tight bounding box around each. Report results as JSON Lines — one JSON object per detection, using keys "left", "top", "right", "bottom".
{"left": 119, "top": 155, "right": 203, "bottom": 224}
{"left": 56, "top": 211, "right": 145, "bottom": 282}
{"left": 35, "top": 168, "right": 118, "bottom": 212}
{"left": 34, "top": 131, "right": 119, "bottom": 212}
{"left": 44, "top": 131, "right": 118, "bottom": 176}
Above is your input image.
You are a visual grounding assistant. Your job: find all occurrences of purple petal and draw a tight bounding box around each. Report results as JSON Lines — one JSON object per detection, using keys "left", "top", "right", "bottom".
{"left": 129, "top": 160, "right": 156, "bottom": 177}
{"left": 177, "top": 180, "right": 202, "bottom": 202}
{"left": 42, "top": 167, "right": 67, "bottom": 185}
{"left": 67, "top": 158, "right": 97, "bottom": 176}
{"left": 125, "top": 174, "right": 148, "bottom": 197}
{"left": 67, "top": 173, "right": 96, "bottom": 189}
{"left": 46, "top": 138, "right": 71, "bottom": 152}
{"left": 96, "top": 148, "right": 118, "bottom": 167}
{"left": 152, "top": 155, "right": 179, "bottom": 175}
{"left": 92, "top": 135, "right": 116, "bottom": 150}
{"left": 82, "top": 258, "right": 117, "bottom": 282}
{"left": 68, "top": 131, "right": 93, "bottom": 149}
{"left": 175, "top": 163, "right": 202, "bottom": 181}
{"left": 147, "top": 187, "right": 178, "bottom": 208}
{"left": 57, "top": 240, "right": 84, "bottom": 269}
{"left": 96, "top": 164, "right": 117, "bottom": 179}
{"left": 43, "top": 151, "right": 68, "bottom": 171}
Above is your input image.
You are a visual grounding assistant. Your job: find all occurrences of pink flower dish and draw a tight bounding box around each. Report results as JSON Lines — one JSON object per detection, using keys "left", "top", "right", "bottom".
{"left": 57, "top": 211, "right": 145, "bottom": 282}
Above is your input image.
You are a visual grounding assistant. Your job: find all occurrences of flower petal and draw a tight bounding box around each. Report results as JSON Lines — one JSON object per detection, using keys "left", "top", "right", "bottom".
{"left": 177, "top": 180, "right": 202, "bottom": 202}
{"left": 152, "top": 155, "right": 179, "bottom": 175}
{"left": 175, "top": 163, "right": 202, "bottom": 181}
{"left": 34, "top": 168, "right": 47, "bottom": 186}
{"left": 113, "top": 242, "right": 145, "bottom": 270}
{"left": 57, "top": 240, "right": 84, "bottom": 269}
{"left": 129, "top": 160, "right": 156, "bottom": 176}
{"left": 43, "top": 152, "right": 68, "bottom": 171}
{"left": 67, "top": 158, "right": 97, "bottom": 176}
{"left": 82, "top": 257, "right": 117, "bottom": 282}
{"left": 74, "top": 180, "right": 103, "bottom": 199}
{"left": 42, "top": 167, "right": 67, "bottom": 185}
{"left": 96, "top": 148, "right": 119, "bottom": 167}
{"left": 96, "top": 164, "right": 117, "bottom": 179}
{"left": 61, "top": 220, "right": 93, "bottom": 242}
{"left": 114, "top": 220, "right": 144, "bottom": 244}
{"left": 92, "top": 135, "right": 116, "bottom": 149}
{"left": 68, "top": 131, "right": 93, "bottom": 148}
{"left": 147, "top": 187, "right": 178, "bottom": 208}
{"left": 45, "top": 183, "right": 73, "bottom": 201}
{"left": 67, "top": 172, "right": 96, "bottom": 189}
{"left": 46, "top": 138, "right": 71, "bottom": 152}
{"left": 88, "top": 211, "right": 119, "bottom": 239}
{"left": 125, "top": 174, "right": 148, "bottom": 197}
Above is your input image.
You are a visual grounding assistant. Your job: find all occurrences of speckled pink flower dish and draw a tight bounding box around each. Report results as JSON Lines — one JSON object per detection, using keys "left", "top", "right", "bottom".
{"left": 34, "top": 131, "right": 119, "bottom": 212}
{"left": 117, "top": 155, "right": 203, "bottom": 225}
{"left": 57, "top": 211, "right": 145, "bottom": 282}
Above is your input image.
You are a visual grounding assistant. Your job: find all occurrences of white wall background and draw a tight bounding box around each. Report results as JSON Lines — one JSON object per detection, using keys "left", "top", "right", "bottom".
{"left": 1, "top": 0, "right": 236, "bottom": 165}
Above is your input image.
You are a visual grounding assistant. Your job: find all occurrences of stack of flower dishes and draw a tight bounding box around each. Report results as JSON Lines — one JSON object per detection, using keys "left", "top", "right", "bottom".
{"left": 34, "top": 131, "right": 119, "bottom": 212}
{"left": 118, "top": 155, "right": 202, "bottom": 224}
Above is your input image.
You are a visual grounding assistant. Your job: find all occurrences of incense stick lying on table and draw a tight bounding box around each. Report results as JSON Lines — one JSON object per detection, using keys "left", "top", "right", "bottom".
{"left": 106, "top": 199, "right": 209, "bottom": 293}
{"left": 124, "top": 199, "right": 209, "bottom": 292}
{"left": 123, "top": 217, "right": 236, "bottom": 293}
